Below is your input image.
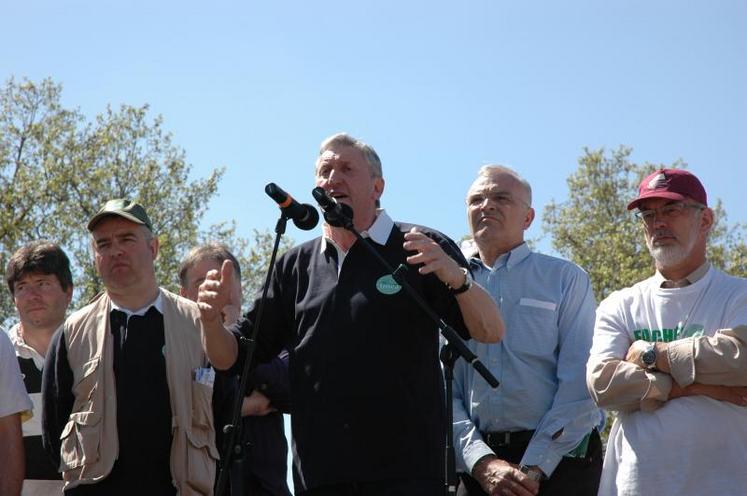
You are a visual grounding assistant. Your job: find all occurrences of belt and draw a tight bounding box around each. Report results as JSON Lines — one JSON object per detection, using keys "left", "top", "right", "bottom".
{"left": 483, "top": 430, "right": 535, "bottom": 449}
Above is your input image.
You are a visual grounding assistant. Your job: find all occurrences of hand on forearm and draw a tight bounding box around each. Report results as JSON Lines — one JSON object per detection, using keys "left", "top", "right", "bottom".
{"left": 669, "top": 382, "right": 747, "bottom": 406}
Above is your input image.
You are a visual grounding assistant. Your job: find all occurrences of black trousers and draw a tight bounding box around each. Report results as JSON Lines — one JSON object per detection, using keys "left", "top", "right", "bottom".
{"left": 457, "top": 430, "right": 603, "bottom": 496}
{"left": 300, "top": 478, "right": 443, "bottom": 496}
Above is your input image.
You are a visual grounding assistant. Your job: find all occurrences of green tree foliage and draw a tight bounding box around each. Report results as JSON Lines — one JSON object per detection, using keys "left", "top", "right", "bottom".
{"left": 0, "top": 77, "right": 287, "bottom": 320}
{"left": 542, "top": 146, "right": 747, "bottom": 303}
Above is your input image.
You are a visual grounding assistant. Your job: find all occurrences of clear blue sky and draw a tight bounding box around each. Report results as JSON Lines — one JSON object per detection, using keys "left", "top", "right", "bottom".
{"left": 2, "top": 0, "right": 745, "bottom": 252}
{"left": 3, "top": 0, "right": 745, "bottom": 488}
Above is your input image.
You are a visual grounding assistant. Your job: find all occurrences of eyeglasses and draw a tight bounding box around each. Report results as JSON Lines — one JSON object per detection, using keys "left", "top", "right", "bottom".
{"left": 634, "top": 201, "right": 704, "bottom": 225}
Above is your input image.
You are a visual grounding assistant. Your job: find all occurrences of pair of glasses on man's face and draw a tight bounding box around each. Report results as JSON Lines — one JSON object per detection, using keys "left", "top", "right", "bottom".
{"left": 634, "top": 201, "right": 704, "bottom": 225}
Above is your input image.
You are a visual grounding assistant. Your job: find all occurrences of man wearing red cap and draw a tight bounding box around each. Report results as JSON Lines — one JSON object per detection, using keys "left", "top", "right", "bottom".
{"left": 587, "top": 169, "right": 747, "bottom": 495}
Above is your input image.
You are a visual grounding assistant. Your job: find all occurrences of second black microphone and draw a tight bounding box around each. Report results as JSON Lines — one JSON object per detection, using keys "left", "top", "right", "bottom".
{"left": 265, "top": 183, "right": 319, "bottom": 231}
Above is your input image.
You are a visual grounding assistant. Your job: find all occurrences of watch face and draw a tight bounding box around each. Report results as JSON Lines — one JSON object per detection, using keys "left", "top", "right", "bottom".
{"left": 642, "top": 348, "right": 656, "bottom": 367}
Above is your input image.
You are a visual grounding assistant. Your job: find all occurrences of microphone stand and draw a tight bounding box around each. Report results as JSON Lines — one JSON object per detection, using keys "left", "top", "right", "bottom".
{"left": 215, "top": 213, "right": 289, "bottom": 496}
{"left": 319, "top": 200, "right": 499, "bottom": 496}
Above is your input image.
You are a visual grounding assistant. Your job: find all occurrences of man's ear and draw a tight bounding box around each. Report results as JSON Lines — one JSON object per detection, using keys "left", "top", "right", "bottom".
{"left": 64, "top": 285, "right": 74, "bottom": 305}
{"left": 523, "top": 207, "right": 536, "bottom": 230}
{"left": 149, "top": 236, "right": 160, "bottom": 260}
{"left": 373, "top": 176, "right": 385, "bottom": 202}
{"left": 700, "top": 207, "right": 714, "bottom": 234}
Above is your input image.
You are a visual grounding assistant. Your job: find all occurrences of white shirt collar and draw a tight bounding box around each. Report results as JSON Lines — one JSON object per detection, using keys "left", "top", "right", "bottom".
{"left": 110, "top": 290, "right": 164, "bottom": 318}
{"left": 8, "top": 322, "right": 56, "bottom": 370}
{"left": 364, "top": 209, "right": 394, "bottom": 246}
{"left": 319, "top": 209, "right": 394, "bottom": 254}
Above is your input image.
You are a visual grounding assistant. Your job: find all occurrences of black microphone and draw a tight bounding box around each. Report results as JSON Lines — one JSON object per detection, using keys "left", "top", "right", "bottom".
{"left": 311, "top": 187, "right": 354, "bottom": 228}
{"left": 265, "top": 183, "right": 319, "bottom": 231}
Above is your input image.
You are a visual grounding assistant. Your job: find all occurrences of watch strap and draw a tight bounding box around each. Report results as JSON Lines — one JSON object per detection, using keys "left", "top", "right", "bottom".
{"left": 450, "top": 267, "right": 472, "bottom": 295}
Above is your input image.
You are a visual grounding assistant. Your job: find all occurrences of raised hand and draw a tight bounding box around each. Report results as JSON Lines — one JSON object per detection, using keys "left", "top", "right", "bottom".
{"left": 403, "top": 227, "right": 465, "bottom": 289}
{"left": 198, "top": 259, "right": 235, "bottom": 326}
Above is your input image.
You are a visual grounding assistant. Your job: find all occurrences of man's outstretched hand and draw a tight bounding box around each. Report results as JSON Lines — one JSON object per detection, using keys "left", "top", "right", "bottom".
{"left": 197, "top": 259, "right": 235, "bottom": 325}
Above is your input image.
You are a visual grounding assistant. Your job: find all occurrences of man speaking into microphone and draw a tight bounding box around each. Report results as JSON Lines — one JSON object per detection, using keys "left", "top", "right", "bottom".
{"left": 199, "top": 132, "right": 504, "bottom": 495}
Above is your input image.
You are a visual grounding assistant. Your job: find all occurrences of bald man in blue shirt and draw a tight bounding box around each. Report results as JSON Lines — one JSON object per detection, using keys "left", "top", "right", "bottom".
{"left": 454, "top": 165, "right": 603, "bottom": 496}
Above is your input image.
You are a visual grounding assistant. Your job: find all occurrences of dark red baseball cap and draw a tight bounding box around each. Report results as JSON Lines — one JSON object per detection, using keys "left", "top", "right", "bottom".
{"left": 627, "top": 169, "right": 707, "bottom": 211}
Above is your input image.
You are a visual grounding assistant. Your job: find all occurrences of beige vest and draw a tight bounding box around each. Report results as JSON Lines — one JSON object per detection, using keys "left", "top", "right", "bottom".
{"left": 59, "top": 289, "right": 219, "bottom": 495}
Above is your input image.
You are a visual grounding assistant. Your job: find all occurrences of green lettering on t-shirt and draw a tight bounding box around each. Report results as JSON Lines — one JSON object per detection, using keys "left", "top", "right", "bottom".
{"left": 633, "top": 325, "right": 703, "bottom": 344}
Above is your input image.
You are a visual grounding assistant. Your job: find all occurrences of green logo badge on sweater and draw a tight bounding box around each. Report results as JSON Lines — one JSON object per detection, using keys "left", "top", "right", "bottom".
{"left": 376, "top": 275, "right": 401, "bottom": 295}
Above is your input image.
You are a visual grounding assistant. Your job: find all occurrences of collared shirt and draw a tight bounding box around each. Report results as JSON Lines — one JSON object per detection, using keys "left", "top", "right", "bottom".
{"left": 111, "top": 292, "right": 164, "bottom": 318}
{"left": 8, "top": 323, "right": 64, "bottom": 481}
{"left": 8, "top": 323, "right": 50, "bottom": 371}
{"left": 320, "top": 208, "right": 393, "bottom": 273}
{"left": 657, "top": 261, "right": 711, "bottom": 288}
{"left": 453, "top": 242, "right": 602, "bottom": 476}
{"left": 8, "top": 323, "right": 56, "bottom": 432}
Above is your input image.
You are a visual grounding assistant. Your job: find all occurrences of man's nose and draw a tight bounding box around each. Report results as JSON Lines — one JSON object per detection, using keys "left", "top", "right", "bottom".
{"left": 109, "top": 242, "right": 126, "bottom": 257}
{"left": 326, "top": 168, "right": 342, "bottom": 185}
{"left": 25, "top": 286, "right": 44, "bottom": 299}
{"left": 651, "top": 212, "right": 668, "bottom": 228}
{"left": 479, "top": 197, "right": 496, "bottom": 210}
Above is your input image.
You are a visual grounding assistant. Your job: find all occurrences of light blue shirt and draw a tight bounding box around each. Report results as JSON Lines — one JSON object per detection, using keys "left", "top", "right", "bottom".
{"left": 453, "top": 242, "right": 603, "bottom": 476}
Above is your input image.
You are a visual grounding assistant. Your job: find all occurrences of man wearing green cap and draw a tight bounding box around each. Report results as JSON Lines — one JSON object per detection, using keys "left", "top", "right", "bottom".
{"left": 42, "top": 199, "right": 223, "bottom": 496}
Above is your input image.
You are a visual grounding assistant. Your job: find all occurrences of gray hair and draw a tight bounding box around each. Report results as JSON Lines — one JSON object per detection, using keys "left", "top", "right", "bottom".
{"left": 475, "top": 165, "right": 532, "bottom": 206}
{"left": 317, "top": 132, "right": 383, "bottom": 178}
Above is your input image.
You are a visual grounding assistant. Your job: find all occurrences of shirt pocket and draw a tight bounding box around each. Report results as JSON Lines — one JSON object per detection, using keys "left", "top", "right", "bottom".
{"left": 508, "top": 298, "right": 558, "bottom": 356}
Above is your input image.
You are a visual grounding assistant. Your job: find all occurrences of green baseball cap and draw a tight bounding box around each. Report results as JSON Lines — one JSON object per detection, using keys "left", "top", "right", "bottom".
{"left": 87, "top": 199, "right": 153, "bottom": 232}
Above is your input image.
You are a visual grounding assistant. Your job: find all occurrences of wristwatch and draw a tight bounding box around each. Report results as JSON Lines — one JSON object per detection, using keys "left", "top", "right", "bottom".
{"left": 641, "top": 343, "right": 657, "bottom": 370}
{"left": 450, "top": 267, "right": 473, "bottom": 295}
